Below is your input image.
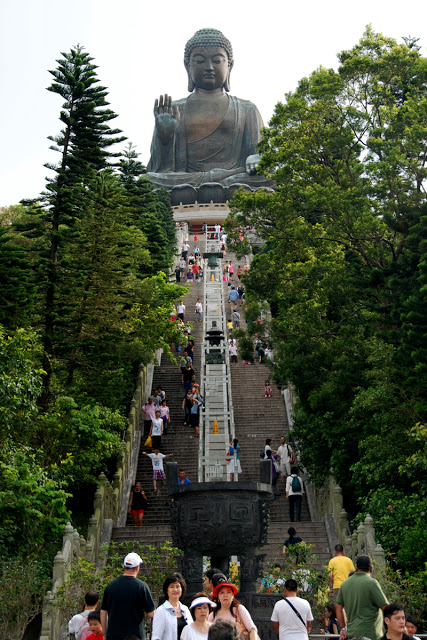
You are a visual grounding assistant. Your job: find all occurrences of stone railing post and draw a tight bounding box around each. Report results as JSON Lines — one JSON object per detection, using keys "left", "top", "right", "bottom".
{"left": 86, "top": 516, "right": 97, "bottom": 562}
{"left": 128, "top": 400, "right": 136, "bottom": 433}
{"left": 364, "top": 514, "right": 376, "bottom": 557}
{"left": 86, "top": 539, "right": 93, "bottom": 560}
{"left": 72, "top": 529, "right": 80, "bottom": 558}
{"left": 373, "top": 543, "right": 386, "bottom": 570}
{"left": 40, "top": 591, "right": 54, "bottom": 640}
{"left": 339, "top": 508, "right": 350, "bottom": 544}
{"left": 333, "top": 485, "right": 343, "bottom": 528}
{"left": 345, "top": 535, "right": 353, "bottom": 558}
{"left": 52, "top": 551, "right": 65, "bottom": 586}
{"left": 113, "top": 471, "right": 121, "bottom": 491}
{"left": 94, "top": 486, "right": 103, "bottom": 517}
{"left": 351, "top": 530, "right": 358, "bottom": 560}
{"left": 357, "top": 523, "right": 365, "bottom": 555}
{"left": 79, "top": 535, "right": 87, "bottom": 558}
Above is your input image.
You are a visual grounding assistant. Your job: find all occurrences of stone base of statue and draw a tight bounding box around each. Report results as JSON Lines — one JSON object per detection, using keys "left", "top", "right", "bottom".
{"left": 159, "top": 180, "right": 274, "bottom": 207}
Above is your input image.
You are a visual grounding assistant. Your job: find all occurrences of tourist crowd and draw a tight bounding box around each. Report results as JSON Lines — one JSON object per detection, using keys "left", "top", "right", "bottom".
{"left": 69, "top": 556, "right": 423, "bottom": 640}
{"left": 68, "top": 229, "right": 421, "bottom": 640}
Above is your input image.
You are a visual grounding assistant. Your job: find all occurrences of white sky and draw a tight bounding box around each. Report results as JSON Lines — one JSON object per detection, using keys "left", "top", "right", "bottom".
{"left": 1, "top": 0, "right": 426, "bottom": 206}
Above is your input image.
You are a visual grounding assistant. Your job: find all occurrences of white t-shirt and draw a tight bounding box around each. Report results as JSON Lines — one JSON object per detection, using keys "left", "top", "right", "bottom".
{"left": 151, "top": 418, "right": 163, "bottom": 436}
{"left": 148, "top": 452, "right": 166, "bottom": 471}
{"left": 271, "top": 596, "right": 313, "bottom": 640}
{"left": 178, "top": 303, "right": 186, "bottom": 314}
{"left": 181, "top": 624, "right": 209, "bottom": 640}
{"left": 229, "top": 344, "right": 238, "bottom": 357}
{"left": 183, "top": 243, "right": 190, "bottom": 252}
{"left": 68, "top": 610, "right": 90, "bottom": 637}
{"left": 195, "top": 301, "right": 203, "bottom": 313}
{"left": 286, "top": 474, "right": 304, "bottom": 496}
{"left": 278, "top": 444, "right": 293, "bottom": 464}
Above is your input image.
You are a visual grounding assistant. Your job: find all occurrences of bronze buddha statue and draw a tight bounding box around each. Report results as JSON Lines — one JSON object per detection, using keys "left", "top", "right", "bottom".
{"left": 147, "top": 28, "right": 274, "bottom": 204}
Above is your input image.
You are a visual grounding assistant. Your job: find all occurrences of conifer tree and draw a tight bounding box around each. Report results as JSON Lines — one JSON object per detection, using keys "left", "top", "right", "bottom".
{"left": 39, "top": 45, "right": 126, "bottom": 405}
{"left": 118, "top": 144, "right": 176, "bottom": 274}
{"left": 0, "top": 228, "right": 35, "bottom": 328}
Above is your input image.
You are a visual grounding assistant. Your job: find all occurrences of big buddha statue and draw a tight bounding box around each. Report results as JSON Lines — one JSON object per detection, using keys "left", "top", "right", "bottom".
{"left": 147, "top": 28, "right": 274, "bottom": 205}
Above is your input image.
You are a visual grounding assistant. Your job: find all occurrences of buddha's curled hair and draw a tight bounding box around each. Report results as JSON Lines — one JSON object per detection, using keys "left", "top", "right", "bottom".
{"left": 184, "top": 28, "right": 234, "bottom": 68}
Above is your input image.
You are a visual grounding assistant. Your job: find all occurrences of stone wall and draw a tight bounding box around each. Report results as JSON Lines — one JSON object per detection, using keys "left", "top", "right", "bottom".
{"left": 39, "top": 353, "right": 161, "bottom": 640}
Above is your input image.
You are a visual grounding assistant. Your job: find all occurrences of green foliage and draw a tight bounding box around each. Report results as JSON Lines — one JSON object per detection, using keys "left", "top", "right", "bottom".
{"left": 226, "top": 29, "right": 427, "bottom": 551}
{"left": 354, "top": 488, "right": 427, "bottom": 573}
{"left": 0, "top": 46, "right": 187, "bottom": 634}
{"left": 0, "top": 556, "right": 50, "bottom": 640}
{"left": 376, "top": 562, "right": 427, "bottom": 628}
{"left": 55, "top": 541, "right": 184, "bottom": 620}
{"left": 260, "top": 542, "right": 329, "bottom": 618}
{"left": 36, "top": 45, "right": 126, "bottom": 404}
{"left": 237, "top": 334, "right": 255, "bottom": 363}
{"left": 118, "top": 143, "right": 176, "bottom": 274}
{"left": 0, "top": 325, "right": 44, "bottom": 444}
{"left": 37, "top": 397, "right": 125, "bottom": 489}
{"left": 0, "top": 227, "right": 35, "bottom": 327}
{"left": 0, "top": 448, "right": 70, "bottom": 558}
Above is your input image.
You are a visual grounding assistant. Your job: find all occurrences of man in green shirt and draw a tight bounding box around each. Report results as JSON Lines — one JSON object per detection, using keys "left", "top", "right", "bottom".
{"left": 336, "top": 555, "right": 388, "bottom": 640}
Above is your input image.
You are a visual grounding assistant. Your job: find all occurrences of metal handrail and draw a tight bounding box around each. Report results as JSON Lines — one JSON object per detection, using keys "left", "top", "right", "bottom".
{"left": 198, "top": 230, "right": 208, "bottom": 482}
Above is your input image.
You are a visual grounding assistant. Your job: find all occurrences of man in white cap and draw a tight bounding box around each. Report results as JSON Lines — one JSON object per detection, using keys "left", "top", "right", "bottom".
{"left": 100, "top": 552, "right": 155, "bottom": 640}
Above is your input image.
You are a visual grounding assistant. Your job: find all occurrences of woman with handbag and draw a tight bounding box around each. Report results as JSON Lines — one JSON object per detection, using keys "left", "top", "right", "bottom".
{"left": 209, "top": 580, "right": 258, "bottom": 640}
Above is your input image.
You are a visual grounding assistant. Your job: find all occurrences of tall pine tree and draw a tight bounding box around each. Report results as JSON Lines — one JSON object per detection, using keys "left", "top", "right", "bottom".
{"left": 118, "top": 143, "right": 176, "bottom": 274}
{"left": 39, "top": 45, "right": 126, "bottom": 405}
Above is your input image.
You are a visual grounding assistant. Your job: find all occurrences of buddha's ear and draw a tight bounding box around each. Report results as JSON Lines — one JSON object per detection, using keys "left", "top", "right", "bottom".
{"left": 224, "top": 61, "right": 233, "bottom": 92}
{"left": 185, "top": 62, "right": 194, "bottom": 92}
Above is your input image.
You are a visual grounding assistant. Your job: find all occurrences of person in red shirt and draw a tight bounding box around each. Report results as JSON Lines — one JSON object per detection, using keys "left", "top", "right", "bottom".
{"left": 86, "top": 611, "right": 104, "bottom": 640}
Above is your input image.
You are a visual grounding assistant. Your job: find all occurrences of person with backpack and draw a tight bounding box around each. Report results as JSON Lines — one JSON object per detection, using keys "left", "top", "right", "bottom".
{"left": 68, "top": 591, "right": 99, "bottom": 639}
{"left": 285, "top": 466, "right": 304, "bottom": 522}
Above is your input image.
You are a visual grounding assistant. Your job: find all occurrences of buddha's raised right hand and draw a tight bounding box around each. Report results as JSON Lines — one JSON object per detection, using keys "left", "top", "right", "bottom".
{"left": 154, "top": 94, "right": 180, "bottom": 145}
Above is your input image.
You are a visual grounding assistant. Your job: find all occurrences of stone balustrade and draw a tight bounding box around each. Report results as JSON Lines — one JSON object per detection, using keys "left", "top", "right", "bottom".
{"left": 40, "top": 351, "right": 161, "bottom": 640}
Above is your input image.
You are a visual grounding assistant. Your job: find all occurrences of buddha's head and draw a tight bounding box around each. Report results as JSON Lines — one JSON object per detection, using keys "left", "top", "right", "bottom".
{"left": 184, "top": 28, "right": 233, "bottom": 92}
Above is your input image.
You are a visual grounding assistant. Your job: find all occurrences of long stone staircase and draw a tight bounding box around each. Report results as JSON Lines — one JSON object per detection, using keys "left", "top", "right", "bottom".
{"left": 111, "top": 250, "right": 203, "bottom": 546}
{"left": 224, "top": 251, "right": 330, "bottom": 571}
{"left": 112, "top": 239, "right": 331, "bottom": 577}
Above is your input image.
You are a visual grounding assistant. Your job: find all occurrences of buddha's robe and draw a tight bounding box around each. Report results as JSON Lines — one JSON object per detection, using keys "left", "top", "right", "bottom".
{"left": 147, "top": 94, "right": 272, "bottom": 189}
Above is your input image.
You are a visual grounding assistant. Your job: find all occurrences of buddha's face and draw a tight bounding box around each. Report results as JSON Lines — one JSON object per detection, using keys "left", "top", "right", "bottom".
{"left": 187, "top": 46, "right": 229, "bottom": 91}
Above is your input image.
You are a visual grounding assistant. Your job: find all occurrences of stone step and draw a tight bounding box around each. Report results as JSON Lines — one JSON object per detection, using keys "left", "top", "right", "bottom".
{"left": 116, "top": 245, "right": 332, "bottom": 578}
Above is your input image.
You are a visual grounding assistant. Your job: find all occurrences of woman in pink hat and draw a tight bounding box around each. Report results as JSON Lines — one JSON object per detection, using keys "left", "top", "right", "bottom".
{"left": 209, "top": 580, "right": 258, "bottom": 640}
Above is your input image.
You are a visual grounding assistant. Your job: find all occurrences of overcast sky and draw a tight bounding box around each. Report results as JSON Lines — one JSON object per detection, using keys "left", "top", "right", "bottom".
{"left": 1, "top": 0, "right": 426, "bottom": 206}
